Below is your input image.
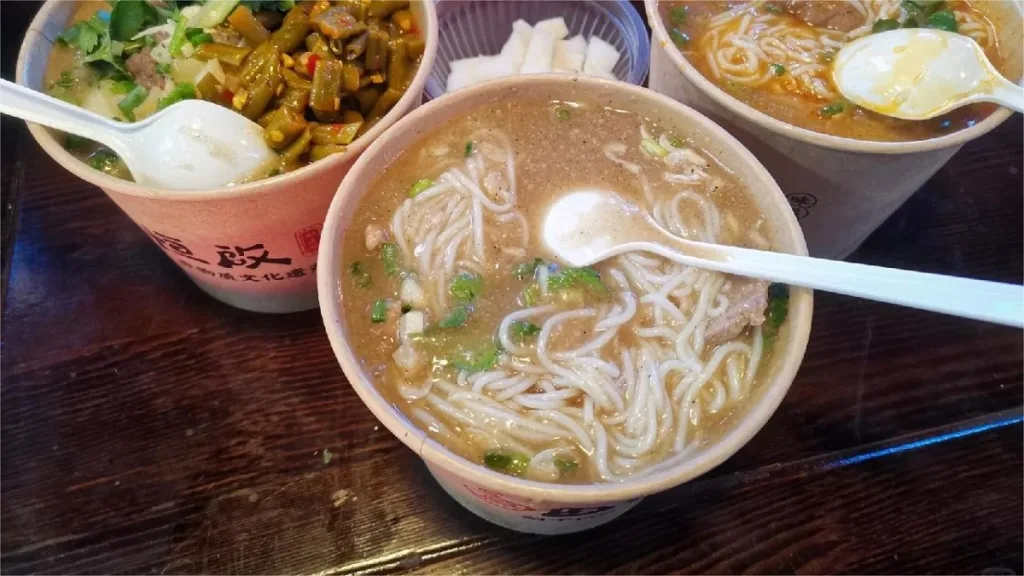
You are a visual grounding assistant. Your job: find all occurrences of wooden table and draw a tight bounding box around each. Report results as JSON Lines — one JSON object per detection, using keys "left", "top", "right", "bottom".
{"left": 3, "top": 6, "right": 1022, "bottom": 575}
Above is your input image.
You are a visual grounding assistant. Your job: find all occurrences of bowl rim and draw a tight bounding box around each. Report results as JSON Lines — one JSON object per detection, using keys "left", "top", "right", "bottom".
{"left": 317, "top": 74, "right": 814, "bottom": 504}
{"left": 16, "top": 0, "right": 438, "bottom": 202}
{"left": 642, "top": 0, "right": 1019, "bottom": 156}
{"left": 423, "top": 0, "right": 652, "bottom": 100}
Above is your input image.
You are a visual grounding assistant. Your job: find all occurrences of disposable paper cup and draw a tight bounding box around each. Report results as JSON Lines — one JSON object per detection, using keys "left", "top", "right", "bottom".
{"left": 644, "top": 0, "right": 1023, "bottom": 260}
{"left": 318, "top": 75, "right": 813, "bottom": 534}
{"left": 16, "top": 0, "right": 437, "bottom": 313}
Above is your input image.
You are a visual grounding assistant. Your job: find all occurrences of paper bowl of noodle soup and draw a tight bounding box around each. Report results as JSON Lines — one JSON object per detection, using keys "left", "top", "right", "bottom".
{"left": 645, "top": 0, "right": 1023, "bottom": 259}
{"left": 318, "top": 75, "right": 812, "bottom": 534}
{"left": 16, "top": 0, "right": 437, "bottom": 313}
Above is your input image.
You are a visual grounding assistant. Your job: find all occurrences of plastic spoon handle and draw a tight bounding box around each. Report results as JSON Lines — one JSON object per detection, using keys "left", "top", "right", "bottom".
{"left": 978, "top": 77, "right": 1024, "bottom": 113}
{"left": 0, "top": 79, "right": 131, "bottom": 156}
{"left": 634, "top": 229, "right": 1024, "bottom": 328}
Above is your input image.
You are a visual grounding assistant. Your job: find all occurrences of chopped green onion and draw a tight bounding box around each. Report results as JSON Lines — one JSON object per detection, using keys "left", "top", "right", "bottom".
{"left": 407, "top": 177, "right": 433, "bottom": 198}
{"left": 548, "top": 267, "right": 608, "bottom": 295}
{"left": 483, "top": 449, "right": 530, "bottom": 476}
{"left": 521, "top": 283, "right": 540, "bottom": 307}
{"left": 438, "top": 306, "right": 469, "bottom": 328}
{"left": 55, "top": 71, "right": 77, "bottom": 90}
{"left": 819, "top": 102, "right": 846, "bottom": 117}
{"left": 554, "top": 456, "right": 579, "bottom": 473}
{"left": 452, "top": 343, "right": 499, "bottom": 373}
{"left": 349, "top": 261, "right": 371, "bottom": 287}
{"left": 510, "top": 321, "right": 540, "bottom": 341}
{"left": 65, "top": 134, "right": 92, "bottom": 151}
{"left": 117, "top": 85, "right": 148, "bottom": 121}
{"left": 156, "top": 82, "right": 196, "bottom": 110}
{"left": 464, "top": 141, "right": 473, "bottom": 157}
{"left": 670, "top": 6, "right": 687, "bottom": 24}
{"left": 168, "top": 14, "right": 188, "bottom": 58}
{"left": 513, "top": 258, "right": 544, "bottom": 280}
{"left": 927, "top": 10, "right": 957, "bottom": 32}
{"left": 554, "top": 107, "right": 571, "bottom": 121}
{"left": 186, "top": 29, "right": 214, "bottom": 46}
{"left": 666, "top": 134, "right": 684, "bottom": 148}
{"left": 872, "top": 18, "right": 901, "bottom": 33}
{"left": 769, "top": 63, "right": 785, "bottom": 76}
{"left": 370, "top": 299, "right": 388, "bottom": 323}
{"left": 669, "top": 28, "right": 690, "bottom": 46}
{"left": 189, "top": 0, "right": 241, "bottom": 28}
{"left": 641, "top": 138, "right": 669, "bottom": 158}
{"left": 109, "top": 79, "right": 137, "bottom": 94}
{"left": 380, "top": 243, "right": 400, "bottom": 276}
{"left": 762, "top": 283, "right": 790, "bottom": 347}
{"left": 88, "top": 149, "right": 120, "bottom": 173}
{"left": 155, "top": 62, "right": 171, "bottom": 75}
{"left": 449, "top": 272, "right": 482, "bottom": 301}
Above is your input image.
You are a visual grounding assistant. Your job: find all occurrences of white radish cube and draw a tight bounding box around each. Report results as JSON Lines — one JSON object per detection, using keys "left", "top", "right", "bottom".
{"left": 447, "top": 56, "right": 488, "bottom": 92}
{"left": 534, "top": 17, "right": 569, "bottom": 41}
{"left": 553, "top": 35, "right": 587, "bottom": 72}
{"left": 475, "top": 55, "right": 519, "bottom": 81}
{"left": 400, "top": 277, "right": 427, "bottom": 309}
{"left": 398, "top": 311, "right": 425, "bottom": 340}
{"left": 520, "top": 28, "right": 555, "bottom": 74}
{"left": 501, "top": 20, "right": 532, "bottom": 68}
{"left": 582, "top": 36, "right": 621, "bottom": 77}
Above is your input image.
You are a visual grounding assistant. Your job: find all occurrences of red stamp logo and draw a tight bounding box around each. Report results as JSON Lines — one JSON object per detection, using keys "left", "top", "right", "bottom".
{"left": 295, "top": 224, "right": 323, "bottom": 257}
{"left": 465, "top": 485, "right": 535, "bottom": 512}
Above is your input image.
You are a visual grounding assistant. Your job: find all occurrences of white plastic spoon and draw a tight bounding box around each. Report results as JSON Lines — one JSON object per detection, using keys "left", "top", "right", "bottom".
{"left": 543, "top": 189, "right": 1024, "bottom": 328}
{"left": 833, "top": 28, "right": 1023, "bottom": 120}
{"left": 0, "top": 79, "right": 277, "bottom": 190}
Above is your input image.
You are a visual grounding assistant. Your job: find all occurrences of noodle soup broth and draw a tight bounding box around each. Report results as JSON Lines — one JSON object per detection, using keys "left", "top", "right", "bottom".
{"left": 340, "top": 95, "right": 792, "bottom": 485}
{"left": 658, "top": 0, "right": 1007, "bottom": 141}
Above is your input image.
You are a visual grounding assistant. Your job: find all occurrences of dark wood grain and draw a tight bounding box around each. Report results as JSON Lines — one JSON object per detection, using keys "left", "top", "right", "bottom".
{"left": 2, "top": 3, "right": 1022, "bottom": 573}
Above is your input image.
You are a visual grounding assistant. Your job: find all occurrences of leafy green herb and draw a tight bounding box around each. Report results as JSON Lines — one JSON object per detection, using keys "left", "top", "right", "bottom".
{"left": 670, "top": 6, "right": 687, "bottom": 24}
{"left": 669, "top": 28, "right": 690, "bottom": 46}
{"left": 407, "top": 177, "right": 433, "bottom": 198}
{"left": 510, "top": 321, "right": 540, "bottom": 342}
{"left": 449, "top": 272, "right": 482, "bottom": 301}
{"left": 762, "top": 283, "right": 789, "bottom": 347}
{"left": 109, "top": 79, "right": 137, "bottom": 94}
{"left": 819, "top": 102, "right": 846, "bottom": 118}
{"left": 157, "top": 82, "right": 196, "bottom": 110}
{"left": 513, "top": 258, "right": 544, "bottom": 280}
{"left": 521, "top": 283, "right": 540, "bottom": 307}
{"left": 117, "top": 84, "right": 149, "bottom": 121}
{"left": 65, "top": 134, "right": 92, "bottom": 151}
{"left": 548, "top": 267, "right": 608, "bottom": 295}
{"left": 464, "top": 141, "right": 473, "bottom": 157}
{"left": 641, "top": 138, "right": 669, "bottom": 158}
{"left": 241, "top": 0, "right": 296, "bottom": 12}
{"left": 872, "top": 18, "right": 901, "bottom": 33}
{"left": 380, "top": 243, "right": 400, "bottom": 276}
{"left": 927, "top": 9, "right": 957, "bottom": 32}
{"left": 769, "top": 63, "right": 785, "bottom": 76}
{"left": 55, "top": 71, "right": 78, "bottom": 90}
{"left": 370, "top": 299, "right": 388, "bottom": 323}
{"left": 88, "top": 149, "right": 120, "bottom": 173}
{"left": 452, "top": 343, "right": 499, "bottom": 373}
{"left": 186, "top": 29, "right": 214, "bottom": 46}
{"left": 554, "top": 107, "right": 571, "bottom": 121}
{"left": 109, "top": 0, "right": 160, "bottom": 42}
{"left": 349, "top": 261, "right": 372, "bottom": 287}
{"left": 438, "top": 306, "right": 470, "bottom": 328}
{"left": 483, "top": 449, "right": 529, "bottom": 476}
{"left": 554, "top": 456, "right": 579, "bottom": 473}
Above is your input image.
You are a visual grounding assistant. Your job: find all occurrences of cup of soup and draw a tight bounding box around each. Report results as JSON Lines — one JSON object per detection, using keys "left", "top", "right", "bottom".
{"left": 16, "top": 0, "right": 437, "bottom": 313}
{"left": 645, "top": 0, "right": 1023, "bottom": 259}
{"left": 318, "top": 75, "right": 813, "bottom": 534}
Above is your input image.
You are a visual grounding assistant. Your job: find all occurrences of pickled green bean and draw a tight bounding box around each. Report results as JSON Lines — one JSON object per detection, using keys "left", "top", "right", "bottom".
{"left": 354, "top": 86, "right": 381, "bottom": 115}
{"left": 388, "top": 38, "right": 407, "bottom": 90}
{"left": 345, "top": 32, "right": 368, "bottom": 60}
{"left": 367, "top": 86, "right": 402, "bottom": 120}
{"left": 312, "top": 122, "right": 362, "bottom": 145}
{"left": 309, "top": 144, "right": 347, "bottom": 162}
{"left": 364, "top": 19, "right": 389, "bottom": 70}
{"left": 368, "top": 0, "right": 410, "bottom": 19}
{"left": 270, "top": 7, "right": 310, "bottom": 53}
{"left": 264, "top": 107, "right": 308, "bottom": 149}
{"left": 280, "top": 126, "right": 313, "bottom": 165}
{"left": 227, "top": 6, "right": 270, "bottom": 46}
{"left": 194, "top": 43, "right": 252, "bottom": 67}
{"left": 314, "top": 7, "right": 368, "bottom": 40}
{"left": 280, "top": 85, "right": 310, "bottom": 111}
{"left": 342, "top": 62, "right": 361, "bottom": 93}
{"left": 310, "top": 59, "right": 343, "bottom": 111}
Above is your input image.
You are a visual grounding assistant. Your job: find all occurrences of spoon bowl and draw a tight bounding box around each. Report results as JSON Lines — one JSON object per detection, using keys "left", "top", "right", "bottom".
{"left": 0, "top": 79, "right": 277, "bottom": 190}
{"left": 832, "top": 28, "right": 1023, "bottom": 120}
{"left": 543, "top": 189, "right": 1024, "bottom": 328}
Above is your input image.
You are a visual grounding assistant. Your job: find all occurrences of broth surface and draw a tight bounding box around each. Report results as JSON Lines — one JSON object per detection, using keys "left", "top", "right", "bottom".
{"left": 341, "top": 97, "right": 787, "bottom": 484}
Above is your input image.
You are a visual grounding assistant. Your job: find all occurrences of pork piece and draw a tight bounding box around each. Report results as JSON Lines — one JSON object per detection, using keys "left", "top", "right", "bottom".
{"left": 364, "top": 224, "right": 388, "bottom": 251}
{"left": 705, "top": 276, "right": 770, "bottom": 346}
{"left": 125, "top": 47, "right": 165, "bottom": 89}
{"left": 779, "top": 0, "right": 864, "bottom": 32}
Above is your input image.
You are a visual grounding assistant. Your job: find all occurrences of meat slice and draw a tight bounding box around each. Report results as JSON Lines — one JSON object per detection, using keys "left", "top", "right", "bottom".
{"left": 125, "top": 47, "right": 165, "bottom": 90}
{"left": 364, "top": 224, "right": 388, "bottom": 251}
{"left": 705, "top": 276, "right": 770, "bottom": 346}
{"left": 779, "top": 0, "right": 864, "bottom": 33}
